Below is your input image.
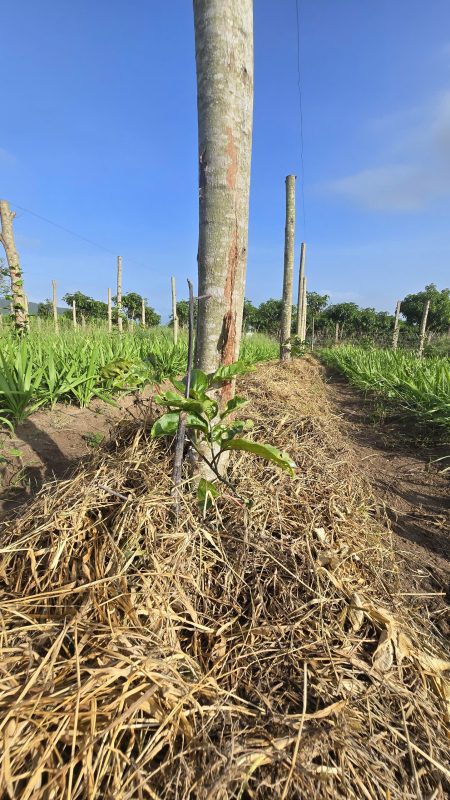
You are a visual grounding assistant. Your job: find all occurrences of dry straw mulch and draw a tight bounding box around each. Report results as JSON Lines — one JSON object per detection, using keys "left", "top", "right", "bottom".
{"left": 0, "top": 359, "right": 448, "bottom": 799}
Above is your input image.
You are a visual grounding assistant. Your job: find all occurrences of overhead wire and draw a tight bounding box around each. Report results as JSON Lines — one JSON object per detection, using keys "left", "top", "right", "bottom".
{"left": 9, "top": 201, "right": 156, "bottom": 274}
{"left": 295, "top": 0, "right": 307, "bottom": 235}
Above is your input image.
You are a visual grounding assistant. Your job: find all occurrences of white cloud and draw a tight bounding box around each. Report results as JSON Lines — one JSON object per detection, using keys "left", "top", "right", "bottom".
{"left": 326, "top": 90, "right": 450, "bottom": 212}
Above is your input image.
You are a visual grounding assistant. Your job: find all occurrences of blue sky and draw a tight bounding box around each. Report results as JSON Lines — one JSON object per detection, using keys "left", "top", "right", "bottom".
{"left": 1, "top": 0, "right": 449, "bottom": 319}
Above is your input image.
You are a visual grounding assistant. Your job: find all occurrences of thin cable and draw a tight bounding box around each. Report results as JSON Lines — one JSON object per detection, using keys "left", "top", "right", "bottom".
{"left": 295, "top": 0, "right": 307, "bottom": 235}
{"left": 9, "top": 201, "right": 155, "bottom": 273}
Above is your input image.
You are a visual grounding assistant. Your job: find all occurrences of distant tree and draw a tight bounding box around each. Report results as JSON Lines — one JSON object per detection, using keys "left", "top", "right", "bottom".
{"left": 38, "top": 299, "right": 53, "bottom": 318}
{"left": 111, "top": 291, "right": 160, "bottom": 325}
{"left": 323, "top": 302, "right": 360, "bottom": 338}
{"left": 400, "top": 284, "right": 450, "bottom": 333}
{"left": 306, "top": 292, "right": 329, "bottom": 338}
{"left": 242, "top": 298, "right": 258, "bottom": 331}
{"left": 252, "top": 299, "right": 283, "bottom": 335}
{"left": 171, "top": 299, "right": 198, "bottom": 329}
{"left": 63, "top": 291, "right": 108, "bottom": 321}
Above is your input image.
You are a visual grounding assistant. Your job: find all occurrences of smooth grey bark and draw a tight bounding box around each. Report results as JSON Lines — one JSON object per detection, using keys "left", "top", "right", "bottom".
{"left": 418, "top": 299, "right": 430, "bottom": 358}
{"left": 296, "top": 241, "right": 306, "bottom": 336}
{"left": 193, "top": 0, "right": 254, "bottom": 398}
{"left": 107, "top": 288, "right": 112, "bottom": 333}
{"left": 171, "top": 276, "right": 179, "bottom": 345}
{"left": 52, "top": 280, "right": 59, "bottom": 334}
{"left": 280, "top": 175, "right": 296, "bottom": 360}
{"left": 0, "top": 200, "right": 28, "bottom": 333}
{"left": 117, "top": 256, "right": 123, "bottom": 333}
{"left": 392, "top": 300, "right": 401, "bottom": 350}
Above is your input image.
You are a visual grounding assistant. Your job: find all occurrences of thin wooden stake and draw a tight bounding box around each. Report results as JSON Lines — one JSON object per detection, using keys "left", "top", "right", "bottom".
{"left": 392, "top": 300, "right": 401, "bottom": 350}
{"left": 418, "top": 299, "right": 430, "bottom": 358}
{"left": 172, "top": 280, "right": 195, "bottom": 511}
{"left": 72, "top": 299, "right": 77, "bottom": 329}
{"left": 117, "top": 255, "right": 123, "bottom": 333}
{"left": 107, "top": 288, "right": 112, "bottom": 333}
{"left": 171, "top": 276, "right": 179, "bottom": 345}
{"left": 0, "top": 200, "right": 29, "bottom": 333}
{"left": 141, "top": 297, "right": 146, "bottom": 328}
{"left": 52, "top": 279, "right": 59, "bottom": 333}
{"left": 335, "top": 322, "right": 340, "bottom": 344}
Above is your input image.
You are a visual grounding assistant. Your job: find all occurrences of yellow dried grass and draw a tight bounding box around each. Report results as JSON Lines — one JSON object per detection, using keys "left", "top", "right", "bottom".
{"left": 0, "top": 359, "right": 448, "bottom": 799}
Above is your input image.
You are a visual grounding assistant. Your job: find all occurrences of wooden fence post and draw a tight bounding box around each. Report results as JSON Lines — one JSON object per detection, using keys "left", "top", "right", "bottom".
{"left": 107, "top": 288, "right": 112, "bottom": 333}
{"left": 296, "top": 242, "right": 306, "bottom": 336}
{"left": 141, "top": 297, "right": 146, "bottom": 328}
{"left": 72, "top": 299, "right": 77, "bottom": 329}
{"left": 117, "top": 255, "right": 123, "bottom": 332}
{"left": 171, "top": 276, "right": 179, "bottom": 345}
{"left": 52, "top": 279, "right": 59, "bottom": 333}
{"left": 392, "top": 300, "right": 401, "bottom": 350}
{"left": 280, "top": 175, "right": 296, "bottom": 360}
{"left": 0, "top": 200, "right": 29, "bottom": 333}
{"left": 418, "top": 299, "right": 430, "bottom": 358}
{"left": 335, "top": 322, "right": 339, "bottom": 344}
{"left": 301, "top": 276, "right": 307, "bottom": 342}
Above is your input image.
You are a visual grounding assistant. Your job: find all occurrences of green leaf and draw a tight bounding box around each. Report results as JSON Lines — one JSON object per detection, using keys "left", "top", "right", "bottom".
{"left": 223, "top": 438, "right": 297, "bottom": 475}
{"left": 197, "top": 477, "right": 219, "bottom": 513}
{"left": 220, "top": 395, "right": 250, "bottom": 419}
{"left": 171, "top": 378, "right": 186, "bottom": 393}
{"left": 212, "top": 418, "right": 254, "bottom": 444}
{"left": 189, "top": 369, "right": 209, "bottom": 395}
{"left": 211, "top": 361, "right": 254, "bottom": 385}
{"left": 8, "top": 448, "right": 22, "bottom": 457}
{"left": 151, "top": 412, "right": 180, "bottom": 438}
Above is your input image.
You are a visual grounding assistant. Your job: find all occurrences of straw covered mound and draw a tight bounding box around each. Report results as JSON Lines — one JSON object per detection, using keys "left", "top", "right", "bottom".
{"left": 0, "top": 359, "right": 449, "bottom": 799}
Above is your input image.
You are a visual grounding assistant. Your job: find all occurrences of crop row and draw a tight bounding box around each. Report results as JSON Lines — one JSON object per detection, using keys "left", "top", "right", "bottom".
{"left": 320, "top": 345, "right": 450, "bottom": 437}
{"left": 0, "top": 327, "right": 279, "bottom": 428}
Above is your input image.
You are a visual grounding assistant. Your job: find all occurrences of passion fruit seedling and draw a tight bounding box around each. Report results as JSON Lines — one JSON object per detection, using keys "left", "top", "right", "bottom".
{"left": 151, "top": 360, "right": 297, "bottom": 513}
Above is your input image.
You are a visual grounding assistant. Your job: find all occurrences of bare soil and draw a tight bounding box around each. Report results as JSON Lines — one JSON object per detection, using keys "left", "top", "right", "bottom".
{"left": 0, "top": 387, "right": 155, "bottom": 519}
{"left": 324, "top": 368, "right": 449, "bottom": 635}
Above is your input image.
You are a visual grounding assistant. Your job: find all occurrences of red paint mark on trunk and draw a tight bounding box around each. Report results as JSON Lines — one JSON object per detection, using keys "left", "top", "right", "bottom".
{"left": 226, "top": 128, "right": 238, "bottom": 190}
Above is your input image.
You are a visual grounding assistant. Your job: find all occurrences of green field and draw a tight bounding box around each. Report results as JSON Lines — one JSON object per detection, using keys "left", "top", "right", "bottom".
{"left": 320, "top": 345, "right": 450, "bottom": 437}
{"left": 0, "top": 322, "right": 278, "bottom": 428}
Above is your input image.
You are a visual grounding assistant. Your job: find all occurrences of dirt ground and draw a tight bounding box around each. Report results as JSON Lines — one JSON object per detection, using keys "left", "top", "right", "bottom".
{"left": 324, "top": 368, "right": 449, "bottom": 633}
{"left": 1, "top": 366, "right": 449, "bottom": 621}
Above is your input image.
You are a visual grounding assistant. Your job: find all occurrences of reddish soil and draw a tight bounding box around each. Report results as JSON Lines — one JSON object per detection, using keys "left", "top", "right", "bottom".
{"left": 0, "top": 388, "right": 155, "bottom": 519}
{"left": 325, "top": 369, "right": 449, "bottom": 635}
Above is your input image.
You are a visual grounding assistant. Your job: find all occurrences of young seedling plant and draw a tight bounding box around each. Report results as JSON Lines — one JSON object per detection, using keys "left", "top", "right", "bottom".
{"left": 150, "top": 280, "right": 296, "bottom": 514}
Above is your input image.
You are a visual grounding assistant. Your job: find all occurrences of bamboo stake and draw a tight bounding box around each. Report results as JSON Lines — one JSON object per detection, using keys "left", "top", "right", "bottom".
{"left": 296, "top": 242, "right": 306, "bottom": 336}
{"left": 418, "top": 299, "right": 430, "bottom": 358}
{"left": 392, "top": 300, "right": 401, "bottom": 350}
{"left": 116, "top": 255, "right": 123, "bottom": 333}
{"left": 335, "top": 322, "right": 339, "bottom": 344}
{"left": 280, "top": 175, "right": 296, "bottom": 360}
{"left": 171, "top": 276, "right": 179, "bottom": 345}
{"left": 141, "top": 297, "right": 146, "bottom": 328}
{"left": 52, "top": 279, "right": 59, "bottom": 333}
{"left": 107, "top": 288, "right": 112, "bottom": 333}
{"left": 72, "top": 299, "right": 77, "bottom": 329}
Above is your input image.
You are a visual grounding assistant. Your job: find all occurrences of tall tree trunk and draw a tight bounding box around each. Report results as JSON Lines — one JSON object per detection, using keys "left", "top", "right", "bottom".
{"left": 0, "top": 200, "right": 28, "bottom": 333}
{"left": 418, "top": 299, "right": 430, "bottom": 358}
{"left": 280, "top": 175, "right": 296, "bottom": 360}
{"left": 193, "top": 0, "right": 254, "bottom": 400}
{"left": 171, "top": 276, "right": 179, "bottom": 345}
{"left": 392, "top": 300, "right": 401, "bottom": 350}
{"left": 117, "top": 256, "right": 123, "bottom": 333}
{"left": 296, "top": 241, "right": 306, "bottom": 336}
{"left": 52, "top": 279, "right": 59, "bottom": 334}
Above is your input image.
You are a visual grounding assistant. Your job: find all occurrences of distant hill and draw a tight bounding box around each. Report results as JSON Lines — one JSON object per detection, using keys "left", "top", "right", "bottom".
{"left": 0, "top": 299, "right": 66, "bottom": 316}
